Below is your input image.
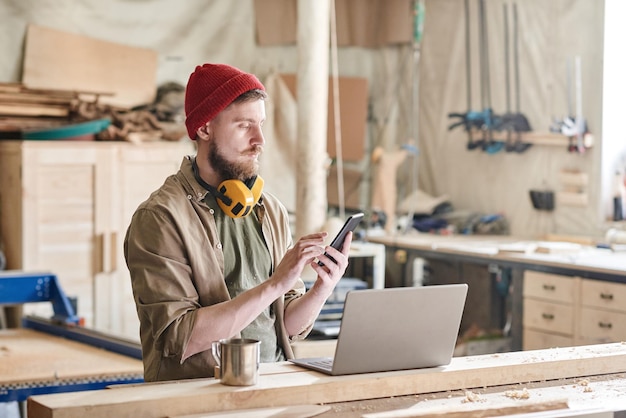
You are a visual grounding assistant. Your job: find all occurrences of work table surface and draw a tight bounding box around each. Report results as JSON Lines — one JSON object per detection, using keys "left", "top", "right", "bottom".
{"left": 0, "top": 328, "right": 143, "bottom": 387}
{"left": 366, "top": 233, "right": 626, "bottom": 281}
{"left": 27, "top": 343, "right": 626, "bottom": 418}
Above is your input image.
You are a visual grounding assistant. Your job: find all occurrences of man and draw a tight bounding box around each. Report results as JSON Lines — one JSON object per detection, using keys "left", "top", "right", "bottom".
{"left": 124, "top": 63, "right": 352, "bottom": 382}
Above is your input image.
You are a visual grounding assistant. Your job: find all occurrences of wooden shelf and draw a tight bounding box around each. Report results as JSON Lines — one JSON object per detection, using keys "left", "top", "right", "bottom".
{"left": 469, "top": 130, "right": 594, "bottom": 149}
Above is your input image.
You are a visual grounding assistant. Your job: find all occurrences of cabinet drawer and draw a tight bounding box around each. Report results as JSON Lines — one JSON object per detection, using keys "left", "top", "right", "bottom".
{"left": 523, "top": 328, "right": 574, "bottom": 351}
{"left": 579, "top": 307, "right": 626, "bottom": 342}
{"left": 523, "top": 271, "right": 578, "bottom": 303}
{"left": 523, "top": 298, "right": 575, "bottom": 335}
{"left": 580, "top": 280, "right": 626, "bottom": 313}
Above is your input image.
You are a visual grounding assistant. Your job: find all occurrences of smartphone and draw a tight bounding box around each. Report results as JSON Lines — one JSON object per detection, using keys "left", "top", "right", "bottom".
{"left": 318, "top": 212, "right": 364, "bottom": 266}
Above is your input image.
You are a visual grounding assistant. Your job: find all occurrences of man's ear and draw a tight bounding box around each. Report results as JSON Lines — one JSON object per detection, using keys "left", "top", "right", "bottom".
{"left": 196, "top": 123, "right": 210, "bottom": 140}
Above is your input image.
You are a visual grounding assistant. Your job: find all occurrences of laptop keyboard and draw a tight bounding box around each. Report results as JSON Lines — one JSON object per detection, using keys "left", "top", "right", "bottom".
{"left": 309, "top": 358, "right": 334, "bottom": 370}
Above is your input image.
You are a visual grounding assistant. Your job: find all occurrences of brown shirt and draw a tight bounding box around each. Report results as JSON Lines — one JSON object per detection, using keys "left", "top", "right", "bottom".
{"left": 124, "top": 156, "right": 309, "bottom": 382}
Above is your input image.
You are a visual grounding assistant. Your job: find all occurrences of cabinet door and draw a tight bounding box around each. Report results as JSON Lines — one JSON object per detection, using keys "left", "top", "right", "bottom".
{"left": 523, "top": 271, "right": 578, "bottom": 303}
{"left": 20, "top": 143, "right": 115, "bottom": 328}
{"left": 523, "top": 298, "right": 575, "bottom": 336}
{"left": 579, "top": 307, "right": 626, "bottom": 342}
{"left": 581, "top": 279, "right": 626, "bottom": 312}
{"left": 105, "top": 141, "right": 195, "bottom": 340}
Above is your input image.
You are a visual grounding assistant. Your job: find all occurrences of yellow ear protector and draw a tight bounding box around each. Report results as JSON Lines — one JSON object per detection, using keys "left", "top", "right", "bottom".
{"left": 192, "top": 159, "right": 263, "bottom": 218}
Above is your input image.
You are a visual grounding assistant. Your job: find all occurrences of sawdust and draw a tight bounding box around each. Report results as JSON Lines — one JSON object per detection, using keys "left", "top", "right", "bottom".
{"left": 0, "top": 346, "right": 9, "bottom": 356}
{"left": 504, "top": 388, "right": 530, "bottom": 399}
{"left": 462, "top": 390, "right": 485, "bottom": 403}
{"left": 575, "top": 379, "right": 594, "bottom": 392}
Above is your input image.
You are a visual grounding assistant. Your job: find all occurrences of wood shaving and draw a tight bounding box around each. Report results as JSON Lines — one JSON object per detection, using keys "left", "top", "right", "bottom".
{"left": 462, "top": 390, "right": 484, "bottom": 403}
{"left": 577, "top": 379, "right": 590, "bottom": 386}
{"left": 504, "top": 388, "right": 530, "bottom": 399}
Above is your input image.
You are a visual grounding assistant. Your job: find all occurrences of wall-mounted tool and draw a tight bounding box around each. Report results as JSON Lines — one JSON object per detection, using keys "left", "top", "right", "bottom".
{"left": 448, "top": 0, "right": 504, "bottom": 154}
{"left": 448, "top": 0, "right": 486, "bottom": 151}
{"left": 477, "top": 0, "right": 504, "bottom": 154}
{"left": 499, "top": 3, "right": 532, "bottom": 153}
{"left": 550, "top": 56, "right": 590, "bottom": 153}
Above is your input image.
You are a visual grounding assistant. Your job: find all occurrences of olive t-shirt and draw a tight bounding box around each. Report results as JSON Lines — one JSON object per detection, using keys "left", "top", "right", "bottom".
{"left": 211, "top": 195, "right": 285, "bottom": 362}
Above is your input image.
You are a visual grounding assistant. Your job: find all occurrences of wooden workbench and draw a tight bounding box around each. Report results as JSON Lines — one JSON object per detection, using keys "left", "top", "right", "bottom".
{"left": 366, "top": 233, "right": 626, "bottom": 283}
{"left": 0, "top": 328, "right": 143, "bottom": 402}
{"left": 27, "top": 343, "right": 626, "bottom": 418}
{"left": 367, "top": 233, "right": 626, "bottom": 352}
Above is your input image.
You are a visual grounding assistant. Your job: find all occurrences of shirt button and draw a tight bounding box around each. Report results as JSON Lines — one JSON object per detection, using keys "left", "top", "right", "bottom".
{"left": 209, "top": 208, "right": 215, "bottom": 214}
{"left": 216, "top": 243, "right": 222, "bottom": 250}
{"left": 187, "top": 195, "right": 192, "bottom": 199}
{"left": 198, "top": 192, "right": 203, "bottom": 197}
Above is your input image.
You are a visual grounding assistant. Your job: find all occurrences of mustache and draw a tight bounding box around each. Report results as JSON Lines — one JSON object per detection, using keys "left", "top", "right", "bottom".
{"left": 245, "top": 144, "right": 263, "bottom": 155}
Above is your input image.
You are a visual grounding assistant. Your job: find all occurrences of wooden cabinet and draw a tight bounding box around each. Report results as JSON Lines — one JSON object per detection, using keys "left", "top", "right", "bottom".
{"left": 522, "top": 271, "right": 579, "bottom": 350}
{"left": 522, "top": 270, "right": 626, "bottom": 349}
{"left": 578, "top": 279, "right": 626, "bottom": 344}
{"left": 0, "top": 140, "right": 195, "bottom": 340}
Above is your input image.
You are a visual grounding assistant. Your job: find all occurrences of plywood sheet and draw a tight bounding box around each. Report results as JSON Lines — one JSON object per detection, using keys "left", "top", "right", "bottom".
{"left": 327, "top": 165, "right": 363, "bottom": 209}
{"left": 22, "top": 24, "right": 158, "bottom": 108}
{"left": 280, "top": 74, "right": 367, "bottom": 162}
{"left": 254, "top": 0, "right": 412, "bottom": 47}
{"left": 253, "top": 0, "right": 297, "bottom": 46}
{"left": 27, "top": 343, "right": 626, "bottom": 418}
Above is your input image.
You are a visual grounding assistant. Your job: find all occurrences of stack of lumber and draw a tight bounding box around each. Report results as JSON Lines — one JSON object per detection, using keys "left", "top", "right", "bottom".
{"left": 0, "top": 83, "right": 185, "bottom": 143}
{"left": 0, "top": 25, "right": 180, "bottom": 143}
{"left": 0, "top": 82, "right": 115, "bottom": 137}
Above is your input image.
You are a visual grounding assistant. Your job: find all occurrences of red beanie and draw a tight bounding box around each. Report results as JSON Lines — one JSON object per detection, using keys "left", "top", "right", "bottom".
{"left": 184, "top": 63, "right": 265, "bottom": 139}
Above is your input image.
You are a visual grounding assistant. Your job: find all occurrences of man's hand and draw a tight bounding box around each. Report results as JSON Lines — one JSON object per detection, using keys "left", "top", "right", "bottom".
{"left": 282, "top": 231, "right": 353, "bottom": 336}
{"left": 309, "top": 231, "right": 352, "bottom": 296}
{"left": 270, "top": 232, "right": 328, "bottom": 293}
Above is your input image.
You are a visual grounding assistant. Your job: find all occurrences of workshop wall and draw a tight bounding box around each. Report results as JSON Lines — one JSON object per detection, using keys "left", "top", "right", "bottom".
{"left": 417, "top": 0, "right": 606, "bottom": 239}
{"left": 0, "top": 0, "right": 611, "bottom": 239}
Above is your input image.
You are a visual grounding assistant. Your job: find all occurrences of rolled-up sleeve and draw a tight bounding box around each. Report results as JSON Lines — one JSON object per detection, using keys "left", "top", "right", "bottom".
{"left": 125, "top": 207, "right": 197, "bottom": 355}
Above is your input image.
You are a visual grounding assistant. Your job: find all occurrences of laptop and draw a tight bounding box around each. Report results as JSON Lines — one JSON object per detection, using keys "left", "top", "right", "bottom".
{"left": 290, "top": 283, "right": 468, "bottom": 375}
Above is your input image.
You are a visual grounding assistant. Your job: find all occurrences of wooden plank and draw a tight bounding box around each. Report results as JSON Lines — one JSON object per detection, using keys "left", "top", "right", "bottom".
{"left": 27, "top": 343, "right": 626, "bottom": 418}
{"left": 0, "top": 103, "right": 69, "bottom": 117}
{"left": 172, "top": 404, "right": 331, "bottom": 418}
{"left": 468, "top": 130, "right": 594, "bottom": 148}
{"left": 363, "top": 399, "right": 570, "bottom": 417}
{"left": 280, "top": 74, "right": 367, "bottom": 162}
{"left": 23, "top": 24, "right": 158, "bottom": 108}
{"left": 0, "top": 329, "right": 142, "bottom": 385}
{"left": 0, "top": 92, "right": 75, "bottom": 105}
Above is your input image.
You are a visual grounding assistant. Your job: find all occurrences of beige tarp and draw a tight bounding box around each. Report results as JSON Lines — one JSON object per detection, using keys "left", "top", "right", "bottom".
{"left": 0, "top": 0, "right": 614, "bottom": 239}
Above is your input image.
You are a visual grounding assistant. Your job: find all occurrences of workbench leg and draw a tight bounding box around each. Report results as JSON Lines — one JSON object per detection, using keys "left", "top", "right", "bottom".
{"left": 510, "top": 268, "right": 524, "bottom": 351}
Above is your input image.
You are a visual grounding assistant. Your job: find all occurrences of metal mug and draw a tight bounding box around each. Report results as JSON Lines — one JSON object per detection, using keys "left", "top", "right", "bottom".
{"left": 211, "top": 338, "right": 261, "bottom": 386}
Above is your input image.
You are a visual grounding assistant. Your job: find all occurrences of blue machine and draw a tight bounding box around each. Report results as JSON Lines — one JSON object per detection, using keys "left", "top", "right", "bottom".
{"left": 0, "top": 270, "right": 144, "bottom": 403}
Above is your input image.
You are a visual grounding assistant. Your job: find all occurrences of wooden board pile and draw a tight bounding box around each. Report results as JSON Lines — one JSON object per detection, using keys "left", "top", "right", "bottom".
{"left": 0, "top": 25, "right": 186, "bottom": 142}
{"left": 0, "top": 82, "right": 114, "bottom": 137}
{"left": 0, "top": 82, "right": 187, "bottom": 143}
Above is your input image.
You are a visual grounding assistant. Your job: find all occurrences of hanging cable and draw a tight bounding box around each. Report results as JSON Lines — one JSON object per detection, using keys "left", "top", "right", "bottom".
{"left": 402, "top": 0, "right": 424, "bottom": 234}
{"left": 329, "top": 0, "right": 345, "bottom": 219}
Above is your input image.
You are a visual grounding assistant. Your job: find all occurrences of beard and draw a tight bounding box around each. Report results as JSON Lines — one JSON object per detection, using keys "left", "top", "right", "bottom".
{"left": 207, "top": 137, "right": 261, "bottom": 182}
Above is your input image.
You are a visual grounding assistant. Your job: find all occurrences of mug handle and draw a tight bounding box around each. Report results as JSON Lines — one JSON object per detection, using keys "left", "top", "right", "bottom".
{"left": 211, "top": 341, "right": 222, "bottom": 378}
{"left": 211, "top": 341, "right": 221, "bottom": 366}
